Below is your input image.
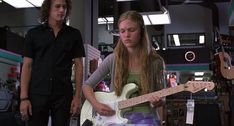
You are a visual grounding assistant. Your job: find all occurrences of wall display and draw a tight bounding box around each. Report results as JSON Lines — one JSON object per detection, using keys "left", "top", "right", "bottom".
{"left": 213, "top": 33, "right": 234, "bottom": 80}
{"left": 0, "top": 49, "right": 22, "bottom": 126}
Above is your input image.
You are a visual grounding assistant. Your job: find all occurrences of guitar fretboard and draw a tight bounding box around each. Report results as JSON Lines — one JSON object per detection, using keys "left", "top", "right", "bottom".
{"left": 118, "top": 84, "right": 185, "bottom": 109}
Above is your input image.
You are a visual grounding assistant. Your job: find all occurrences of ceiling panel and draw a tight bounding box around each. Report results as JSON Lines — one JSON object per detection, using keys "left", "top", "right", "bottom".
{"left": 98, "top": 0, "right": 231, "bottom": 17}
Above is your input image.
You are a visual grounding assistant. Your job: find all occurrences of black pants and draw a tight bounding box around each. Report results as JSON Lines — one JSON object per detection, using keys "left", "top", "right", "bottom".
{"left": 231, "top": 85, "right": 234, "bottom": 126}
{"left": 27, "top": 93, "right": 73, "bottom": 126}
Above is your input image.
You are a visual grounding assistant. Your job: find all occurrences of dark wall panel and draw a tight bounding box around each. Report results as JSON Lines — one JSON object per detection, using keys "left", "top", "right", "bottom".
{"left": 0, "top": 28, "right": 24, "bottom": 55}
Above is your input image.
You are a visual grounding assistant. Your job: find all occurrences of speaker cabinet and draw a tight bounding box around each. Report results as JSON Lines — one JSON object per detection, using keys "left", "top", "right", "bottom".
{"left": 158, "top": 48, "right": 211, "bottom": 64}
{"left": 166, "top": 102, "right": 221, "bottom": 126}
{"left": 194, "top": 104, "right": 221, "bottom": 126}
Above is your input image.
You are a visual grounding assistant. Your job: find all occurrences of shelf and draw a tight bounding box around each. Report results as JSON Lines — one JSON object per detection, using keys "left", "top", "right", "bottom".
{"left": 0, "top": 49, "right": 22, "bottom": 63}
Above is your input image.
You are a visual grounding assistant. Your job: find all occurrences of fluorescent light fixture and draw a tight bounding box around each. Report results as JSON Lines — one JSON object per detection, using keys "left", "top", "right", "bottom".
{"left": 98, "top": 17, "right": 114, "bottom": 24}
{"left": 27, "top": 0, "right": 43, "bottom": 7}
{"left": 98, "top": 18, "right": 108, "bottom": 24}
{"left": 98, "top": 18, "right": 106, "bottom": 24}
{"left": 194, "top": 72, "right": 204, "bottom": 76}
{"left": 148, "top": 14, "right": 170, "bottom": 25}
{"left": 142, "top": 15, "right": 151, "bottom": 25}
{"left": 98, "top": 7, "right": 171, "bottom": 25}
{"left": 3, "top": 0, "right": 43, "bottom": 8}
{"left": 141, "top": 7, "right": 171, "bottom": 25}
{"left": 105, "top": 17, "right": 114, "bottom": 22}
{"left": 173, "top": 34, "right": 180, "bottom": 46}
{"left": 199, "top": 35, "right": 205, "bottom": 44}
{"left": 3, "top": 0, "right": 33, "bottom": 8}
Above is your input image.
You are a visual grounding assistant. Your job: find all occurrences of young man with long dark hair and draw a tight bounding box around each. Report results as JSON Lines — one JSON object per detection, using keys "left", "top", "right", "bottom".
{"left": 20, "top": 0, "right": 85, "bottom": 125}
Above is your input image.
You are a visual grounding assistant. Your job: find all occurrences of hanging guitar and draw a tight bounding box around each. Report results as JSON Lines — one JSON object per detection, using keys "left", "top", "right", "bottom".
{"left": 215, "top": 29, "right": 234, "bottom": 80}
{"left": 80, "top": 81, "right": 215, "bottom": 126}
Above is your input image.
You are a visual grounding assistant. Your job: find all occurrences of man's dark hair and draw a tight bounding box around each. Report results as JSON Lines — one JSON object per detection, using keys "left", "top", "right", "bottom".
{"left": 40, "top": 0, "right": 72, "bottom": 23}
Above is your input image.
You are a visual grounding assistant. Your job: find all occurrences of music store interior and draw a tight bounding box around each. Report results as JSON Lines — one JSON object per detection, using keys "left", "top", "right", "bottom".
{"left": 0, "top": 0, "right": 233, "bottom": 126}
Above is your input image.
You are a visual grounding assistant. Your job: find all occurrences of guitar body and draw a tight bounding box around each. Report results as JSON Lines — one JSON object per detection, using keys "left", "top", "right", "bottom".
{"left": 218, "top": 52, "right": 234, "bottom": 79}
{"left": 80, "top": 81, "right": 215, "bottom": 125}
{"left": 80, "top": 83, "right": 138, "bottom": 126}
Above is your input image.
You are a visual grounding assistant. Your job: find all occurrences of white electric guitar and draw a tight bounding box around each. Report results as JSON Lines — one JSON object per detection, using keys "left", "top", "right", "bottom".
{"left": 80, "top": 81, "right": 215, "bottom": 126}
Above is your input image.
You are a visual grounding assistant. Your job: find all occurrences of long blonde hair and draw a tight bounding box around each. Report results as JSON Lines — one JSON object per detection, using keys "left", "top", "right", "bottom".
{"left": 114, "top": 10, "right": 157, "bottom": 96}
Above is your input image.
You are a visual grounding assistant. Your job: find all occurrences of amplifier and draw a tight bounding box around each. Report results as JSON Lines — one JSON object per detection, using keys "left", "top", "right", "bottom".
{"left": 157, "top": 48, "right": 211, "bottom": 64}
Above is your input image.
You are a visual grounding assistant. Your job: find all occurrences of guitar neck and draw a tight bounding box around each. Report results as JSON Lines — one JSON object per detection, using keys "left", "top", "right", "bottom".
{"left": 118, "top": 84, "right": 185, "bottom": 109}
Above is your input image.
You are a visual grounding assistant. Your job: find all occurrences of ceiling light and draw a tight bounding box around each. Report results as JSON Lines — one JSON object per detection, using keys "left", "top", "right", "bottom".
{"left": 148, "top": 13, "right": 170, "bottom": 25}
{"left": 3, "top": 0, "right": 43, "bottom": 8}
{"left": 98, "top": 17, "right": 114, "bottom": 24}
{"left": 141, "top": 7, "right": 171, "bottom": 25}
{"left": 26, "top": 0, "right": 43, "bottom": 7}
{"left": 105, "top": 17, "right": 114, "bottom": 23}
{"left": 98, "top": 7, "right": 171, "bottom": 25}
{"left": 142, "top": 15, "right": 151, "bottom": 25}
{"left": 98, "top": 18, "right": 106, "bottom": 24}
{"left": 4, "top": 0, "right": 33, "bottom": 8}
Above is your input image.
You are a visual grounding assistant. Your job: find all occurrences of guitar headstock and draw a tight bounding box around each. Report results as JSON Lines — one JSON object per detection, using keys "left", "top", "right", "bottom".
{"left": 184, "top": 81, "right": 215, "bottom": 93}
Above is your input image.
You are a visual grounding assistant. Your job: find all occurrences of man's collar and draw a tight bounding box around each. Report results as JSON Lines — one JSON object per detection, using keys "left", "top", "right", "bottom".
{"left": 42, "top": 21, "right": 67, "bottom": 29}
